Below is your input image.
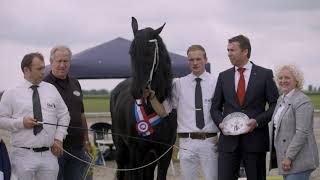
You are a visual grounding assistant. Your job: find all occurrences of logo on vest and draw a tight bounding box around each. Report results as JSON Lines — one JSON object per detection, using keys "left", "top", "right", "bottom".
{"left": 73, "top": 90, "right": 81, "bottom": 96}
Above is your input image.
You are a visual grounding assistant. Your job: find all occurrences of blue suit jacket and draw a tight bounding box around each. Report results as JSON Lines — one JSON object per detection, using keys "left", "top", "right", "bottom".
{"left": 210, "top": 62, "right": 279, "bottom": 152}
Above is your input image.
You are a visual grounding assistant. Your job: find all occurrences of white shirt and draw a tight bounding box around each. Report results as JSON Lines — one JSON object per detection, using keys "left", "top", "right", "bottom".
{"left": 0, "top": 80, "right": 70, "bottom": 148}
{"left": 234, "top": 62, "right": 252, "bottom": 91}
{"left": 172, "top": 71, "right": 219, "bottom": 133}
{"left": 273, "top": 89, "right": 295, "bottom": 130}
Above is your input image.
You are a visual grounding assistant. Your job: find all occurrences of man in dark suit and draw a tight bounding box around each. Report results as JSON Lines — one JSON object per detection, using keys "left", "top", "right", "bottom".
{"left": 211, "top": 35, "right": 279, "bottom": 180}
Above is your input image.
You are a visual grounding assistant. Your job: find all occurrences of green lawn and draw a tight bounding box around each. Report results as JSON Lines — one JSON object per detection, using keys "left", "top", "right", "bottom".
{"left": 267, "top": 176, "right": 283, "bottom": 180}
{"left": 83, "top": 95, "right": 109, "bottom": 112}
{"left": 83, "top": 94, "right": 320, "bottom": 112}
{"left": 309, "top": 94, "right": 320, "bottom": 110}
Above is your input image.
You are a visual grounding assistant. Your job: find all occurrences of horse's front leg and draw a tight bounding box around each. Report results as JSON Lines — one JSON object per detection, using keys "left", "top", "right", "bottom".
{"left": 156, "top": 147, "right": 174, "bottom": 180}
{"left": 128, "top": 145, "right": 145, "bottom": 180}
{"left": 143, "top": 149, "right": 157, "bottom": 180}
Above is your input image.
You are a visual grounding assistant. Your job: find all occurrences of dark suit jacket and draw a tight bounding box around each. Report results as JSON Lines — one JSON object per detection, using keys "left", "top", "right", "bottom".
{"left": 211, "top": 62, "right": 279, "bottom": 152}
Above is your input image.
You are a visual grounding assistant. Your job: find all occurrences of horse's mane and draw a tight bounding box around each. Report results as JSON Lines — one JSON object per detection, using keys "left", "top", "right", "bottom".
{"left": 129, "top": 19, "right": 173, "bottom": 103}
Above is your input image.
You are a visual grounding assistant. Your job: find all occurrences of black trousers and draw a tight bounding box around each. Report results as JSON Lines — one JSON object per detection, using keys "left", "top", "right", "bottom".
{"left": 218, "top": 150, "right": 266, "bottom": 180}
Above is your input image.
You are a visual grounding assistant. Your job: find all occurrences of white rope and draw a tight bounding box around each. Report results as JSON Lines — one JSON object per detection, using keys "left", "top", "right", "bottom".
{"left": 44, "top": 123, "right": 213, "bottom": 162}
{"left": 147, "top": 39, "right": 159, "bottom": 86}
{"left": 56, "top": 143, "right": 174, "bottom": 172}
{"left": 42, "top": 122, "right": 213, "bottom": 160}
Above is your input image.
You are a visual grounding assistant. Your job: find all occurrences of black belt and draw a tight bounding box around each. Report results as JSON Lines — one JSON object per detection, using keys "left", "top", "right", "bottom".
{"left": 178, "top": 132, "right": 217, "bottom": 140}
{"left": 20, "top": 147, "right": 50, "bottom": 152}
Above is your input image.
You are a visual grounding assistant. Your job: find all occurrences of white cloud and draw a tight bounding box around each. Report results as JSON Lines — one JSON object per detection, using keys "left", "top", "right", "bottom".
{"left": 0, "top": 0, "right": 319, "bottom": 91}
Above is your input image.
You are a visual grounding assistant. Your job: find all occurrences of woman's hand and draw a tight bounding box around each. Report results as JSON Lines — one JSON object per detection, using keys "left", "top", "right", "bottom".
{"left": 281, "top": 157, "right": 292, "bottom": 171}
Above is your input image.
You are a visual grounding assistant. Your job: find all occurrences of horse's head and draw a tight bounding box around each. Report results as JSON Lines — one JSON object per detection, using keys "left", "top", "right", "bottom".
{"left": 129, "top": 17, "right": 173, "bottom": 102}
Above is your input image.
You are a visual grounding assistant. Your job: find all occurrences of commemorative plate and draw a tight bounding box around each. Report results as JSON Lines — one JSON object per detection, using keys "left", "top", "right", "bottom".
{"left": 222, "top": 112, "right": 250, "bottom": 135}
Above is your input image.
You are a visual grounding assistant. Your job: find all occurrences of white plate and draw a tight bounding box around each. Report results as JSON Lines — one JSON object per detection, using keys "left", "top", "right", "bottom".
{"left": 222, "top": 112, "right": 249, "bottom": 135}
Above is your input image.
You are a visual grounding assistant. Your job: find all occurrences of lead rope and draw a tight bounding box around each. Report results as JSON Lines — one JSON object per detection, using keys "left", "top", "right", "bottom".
{"left": 147, "top": 39, "right": 159, "bottom": 86}
{"left": 55, "top": 142, "right": 173, "bottom": 171}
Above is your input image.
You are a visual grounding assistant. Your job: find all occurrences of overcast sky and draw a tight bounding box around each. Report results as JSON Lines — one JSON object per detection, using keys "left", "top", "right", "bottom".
{"left": 1, "top": 0, "right": 319, "bottom": 91}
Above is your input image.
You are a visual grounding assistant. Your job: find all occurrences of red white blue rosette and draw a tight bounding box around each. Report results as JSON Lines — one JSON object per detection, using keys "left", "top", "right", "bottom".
{"left": 136, "top": 120, "right": 149, "bottom": 133}
{"left": 134, "top": 100, "right": 160, "bottom": 136}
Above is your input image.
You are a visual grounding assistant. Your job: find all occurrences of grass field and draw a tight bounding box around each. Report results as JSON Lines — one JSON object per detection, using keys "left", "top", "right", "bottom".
{"left": 84, "top": 95, "right": 109, "bottom": 112}
{"left": 83, "top": 94, "right": 320, "bottom": 112}
{"left": 309, "top": 94, "right": 320, "bottom": 110}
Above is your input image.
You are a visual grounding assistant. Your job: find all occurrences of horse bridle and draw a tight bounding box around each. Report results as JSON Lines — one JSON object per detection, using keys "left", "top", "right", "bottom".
{"left": 146, "top": 39, "right": 159, "bottom": 88}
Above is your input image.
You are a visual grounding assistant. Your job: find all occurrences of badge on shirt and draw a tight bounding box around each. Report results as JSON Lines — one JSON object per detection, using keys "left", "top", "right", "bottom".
{"left": 73, "top": 90, "right": 81, "bottom": 96}
{"left": 47, "top": 102, "right": 56, "bottom": 109}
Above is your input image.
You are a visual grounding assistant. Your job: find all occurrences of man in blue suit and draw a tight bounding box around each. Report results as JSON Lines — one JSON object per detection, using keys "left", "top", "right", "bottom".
{"left": 211, "top": 35, "right": 279, "bottom": 180}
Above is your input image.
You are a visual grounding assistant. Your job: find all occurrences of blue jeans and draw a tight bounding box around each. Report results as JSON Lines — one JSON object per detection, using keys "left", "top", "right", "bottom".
{"left": 58, "top": 147, "right": 89, "bottom": 180}
{"left": 283, "top": 169, "right": 314, "bottom": 180}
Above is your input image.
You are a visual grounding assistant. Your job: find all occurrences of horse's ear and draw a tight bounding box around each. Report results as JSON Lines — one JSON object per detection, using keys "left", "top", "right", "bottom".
{"left": 153, "top": 23, "right": 166, "bottom": 36}
{"left": 132, "top": 17, "right": 138, "bottom": 36}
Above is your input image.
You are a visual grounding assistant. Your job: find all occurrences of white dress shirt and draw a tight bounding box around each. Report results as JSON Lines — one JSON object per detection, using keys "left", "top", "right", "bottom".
{"left": 0, "top": 80, "right": 70, "bottom": 148}
{"left": 172, "top": 71, "right": 219, "bottom": 133}
{"left": 234, "top": 61, "right": 252, "bottom": 91}
{"left": 273, "top": 89, "right": 295, "bottom": 130}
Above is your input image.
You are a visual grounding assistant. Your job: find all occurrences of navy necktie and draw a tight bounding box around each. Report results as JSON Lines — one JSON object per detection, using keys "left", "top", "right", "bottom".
{"left": 31, "top": 85, "right": 43, "bottom": 135}
{"left": 195, "top": 78, "right": 205, "bottom": 129}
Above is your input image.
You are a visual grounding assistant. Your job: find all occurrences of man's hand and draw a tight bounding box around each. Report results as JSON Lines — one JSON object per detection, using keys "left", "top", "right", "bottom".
{"left": 51, "top": 139, "right": 63, "bottom": 157}
{"left": 245, "top": 119, "right": 258, "bottom": 133}
{"left": 219, "top": 122, "right": 225, "bottom": 130}
{"left": 23, "top": 117, "right": 37, "bottom": 128}
{"left": 84, "top": 141, "right": 92, "bottom": 154}
{"left": 143, "top": 87, "right": 155, "bottom": 100}
{"left": 281, "top": 157, "right": 292, "bottom": 171}
{"left": 219, "top": 122, "right": 226, "bottom": 133}
{"left": 143, "top": 87, "right": 167, "bottom": 118}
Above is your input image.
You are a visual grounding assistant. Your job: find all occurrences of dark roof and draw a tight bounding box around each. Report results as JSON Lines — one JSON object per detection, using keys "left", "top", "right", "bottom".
{"left": 46, "top": 37, "right": 210, "bottom": 79}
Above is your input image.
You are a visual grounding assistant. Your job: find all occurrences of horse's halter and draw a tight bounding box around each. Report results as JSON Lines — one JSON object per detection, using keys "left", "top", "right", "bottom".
{"left": 146, "top": 39, "right": 159, "bottom": 88}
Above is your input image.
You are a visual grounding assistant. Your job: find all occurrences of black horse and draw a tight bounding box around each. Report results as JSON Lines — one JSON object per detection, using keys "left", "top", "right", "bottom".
{"left": 110, "top": 17, "right": 177, "bottom": 180}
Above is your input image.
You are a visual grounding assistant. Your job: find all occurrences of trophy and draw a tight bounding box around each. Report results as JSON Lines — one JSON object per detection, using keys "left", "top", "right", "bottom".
{"left": 221, "top": 112, "right": 250, "bottom": 135}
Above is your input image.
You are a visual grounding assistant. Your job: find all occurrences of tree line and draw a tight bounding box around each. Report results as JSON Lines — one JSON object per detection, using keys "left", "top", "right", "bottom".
{"left": 307, "top": 85, "right": 320, "bottom": 94}
{"left": 83, "top": 89, "right": 110, "bottom": 96}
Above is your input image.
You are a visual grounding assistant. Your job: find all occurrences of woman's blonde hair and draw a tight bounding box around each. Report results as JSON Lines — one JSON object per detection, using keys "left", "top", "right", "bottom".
{"left": 274, "top": 64, "right": 304, "bottom": 90}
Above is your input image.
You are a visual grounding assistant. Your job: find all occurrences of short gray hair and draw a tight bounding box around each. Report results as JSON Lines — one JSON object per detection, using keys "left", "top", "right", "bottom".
{"left": 50, "top": 45, "right": 72, "bottom": 62}
{"left": 274, "top": 64, "right": 304, "bottom": 90}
